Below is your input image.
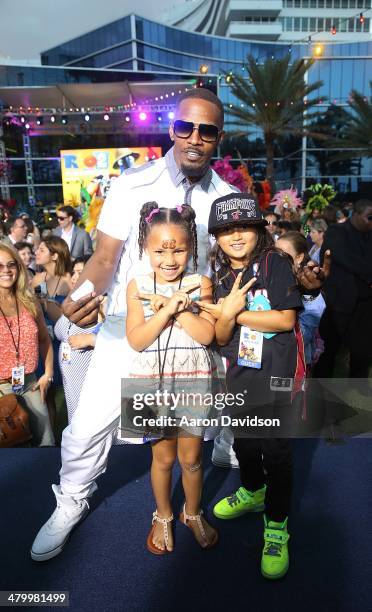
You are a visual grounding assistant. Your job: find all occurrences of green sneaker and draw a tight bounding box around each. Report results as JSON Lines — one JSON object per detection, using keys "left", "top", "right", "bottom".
{"left": 213, "top": 486, "right": 266, "bottom": 520}
{"left": 261, "top": 515, "right": 290, "bottom": 580}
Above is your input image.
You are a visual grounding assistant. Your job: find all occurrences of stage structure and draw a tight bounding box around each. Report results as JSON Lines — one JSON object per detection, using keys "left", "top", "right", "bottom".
{"left": 1, "top": 12, "right": 371, "bottom": 205}
{"left": 0, "top": 68, "right": 215, "bottom": 205}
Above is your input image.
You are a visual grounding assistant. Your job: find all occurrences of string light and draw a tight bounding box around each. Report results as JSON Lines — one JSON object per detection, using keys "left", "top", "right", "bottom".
{"left": 3, "top": 87, "right": 192, "bottom": 116}
{"left": 301, "top": 7, "right": 368, "bottom": 45}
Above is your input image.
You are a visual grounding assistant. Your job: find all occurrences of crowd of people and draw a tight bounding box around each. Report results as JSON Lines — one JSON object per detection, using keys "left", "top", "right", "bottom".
{"left": 0, "top": 87, "right": 371, "bottom": 581}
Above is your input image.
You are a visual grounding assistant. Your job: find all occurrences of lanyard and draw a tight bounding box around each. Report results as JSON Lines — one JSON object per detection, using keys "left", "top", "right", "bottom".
{"left": 154, "top": 273, "right": 183, "bottom": 390}
{"left": 0, "top": 299, "right": 20, "bottom": 364}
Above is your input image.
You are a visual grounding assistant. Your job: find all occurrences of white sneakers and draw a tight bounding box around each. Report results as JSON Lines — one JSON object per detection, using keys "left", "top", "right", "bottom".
{"left": 212, "top": 428, "right": 239, "bottom": 469}
{"left": 31, "top": 485, "right": 90, "bottom": 561}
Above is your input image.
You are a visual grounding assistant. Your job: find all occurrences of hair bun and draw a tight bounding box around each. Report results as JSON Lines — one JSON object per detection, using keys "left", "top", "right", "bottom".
{"left": 180, "top": 204, "right": 196, "bottom": 220}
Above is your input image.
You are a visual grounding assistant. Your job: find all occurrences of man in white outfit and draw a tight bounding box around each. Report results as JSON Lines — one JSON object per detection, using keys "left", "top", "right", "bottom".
{"left": 31, "top": 88, "right": 238, "bottom": 561}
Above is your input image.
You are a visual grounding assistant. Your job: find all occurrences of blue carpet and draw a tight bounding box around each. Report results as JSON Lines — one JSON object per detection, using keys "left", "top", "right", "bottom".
{"left": 1, "top": 440, "right": 372, "bottom": 612}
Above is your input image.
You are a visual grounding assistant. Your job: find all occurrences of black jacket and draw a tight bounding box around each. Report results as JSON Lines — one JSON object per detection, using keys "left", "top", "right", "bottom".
{"left": 320, "top": 220, "right": 372, "bottom": 314}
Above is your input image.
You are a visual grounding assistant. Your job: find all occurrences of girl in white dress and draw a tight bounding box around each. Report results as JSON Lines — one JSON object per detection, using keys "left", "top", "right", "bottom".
{"left": 126, "top": 202, "right": 218, "bottom": 555}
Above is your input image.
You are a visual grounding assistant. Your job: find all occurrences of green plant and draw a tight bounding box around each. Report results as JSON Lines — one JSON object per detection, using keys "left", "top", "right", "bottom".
{"left": 224, "top": 54, "right": 324, "bottom": 185}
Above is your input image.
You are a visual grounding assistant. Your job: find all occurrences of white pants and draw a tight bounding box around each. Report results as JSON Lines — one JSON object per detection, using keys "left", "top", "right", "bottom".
{"left": 60, "top": 316, "right": 129, "bottom": 499}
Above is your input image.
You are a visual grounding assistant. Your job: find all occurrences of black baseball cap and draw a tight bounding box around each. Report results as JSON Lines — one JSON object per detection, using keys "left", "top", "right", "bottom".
{"left": 208, "top": 193, "right": 267, "bottom": 235}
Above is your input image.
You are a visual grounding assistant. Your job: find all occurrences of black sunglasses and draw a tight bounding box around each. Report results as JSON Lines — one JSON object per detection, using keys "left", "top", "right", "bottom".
{"left": 173, "top": 119, "right": 220, "bottom": 143}
{"left": 367, "top": 215, "right": 372, "bottom": 221}
{"left": 266, "top": 220, "right": 277, "bottom": 226}
{"left": 57, "top": 216, "right": 68, "bottom": 221}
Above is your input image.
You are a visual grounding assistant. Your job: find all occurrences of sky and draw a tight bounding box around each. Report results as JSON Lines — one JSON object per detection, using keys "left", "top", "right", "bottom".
{"left": 0, "top": 0, "right": 178, "bottom": 60}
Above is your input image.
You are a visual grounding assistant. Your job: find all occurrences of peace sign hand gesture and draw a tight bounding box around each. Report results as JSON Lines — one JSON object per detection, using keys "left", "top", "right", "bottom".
{"left": 219, "top": 273, "right": 256, "bottom": 320}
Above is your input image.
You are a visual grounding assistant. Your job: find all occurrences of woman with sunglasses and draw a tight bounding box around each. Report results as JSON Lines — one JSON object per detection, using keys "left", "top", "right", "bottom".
{"left": 0, "top": 244, "right": 54, "bottom": 446}
{"left": 263, "top": 212, "right": 280, "bottom": 240}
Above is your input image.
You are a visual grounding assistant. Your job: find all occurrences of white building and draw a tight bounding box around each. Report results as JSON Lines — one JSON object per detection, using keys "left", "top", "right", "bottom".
{"left": 163, "top": 0, "right": 371, "bottom": 42}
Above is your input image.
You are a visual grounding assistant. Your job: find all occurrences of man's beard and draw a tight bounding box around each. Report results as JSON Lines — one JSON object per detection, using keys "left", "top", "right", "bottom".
{"left": 180, "top": 160, "right": 208, "bottom": 179}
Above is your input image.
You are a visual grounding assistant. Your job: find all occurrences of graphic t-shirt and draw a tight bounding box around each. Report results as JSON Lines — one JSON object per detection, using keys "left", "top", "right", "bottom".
{"left": 214, "top": 251, "right": 303, "bottom": 406}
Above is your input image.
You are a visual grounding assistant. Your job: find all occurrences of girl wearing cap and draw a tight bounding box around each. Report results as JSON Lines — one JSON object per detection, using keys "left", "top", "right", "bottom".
{"left": 197, "top": 193, "right": 303, "bottom": 580}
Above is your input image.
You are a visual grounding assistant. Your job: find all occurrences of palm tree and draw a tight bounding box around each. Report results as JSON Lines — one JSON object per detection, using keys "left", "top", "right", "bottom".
{"left": 224, "top": 54, "right": 324, "bottom": 185}
{"left": 325, "top": 88, "right": 372, "bottom": 160}
{"left": 308, "top": 104, "right": 359, "bottom": 182}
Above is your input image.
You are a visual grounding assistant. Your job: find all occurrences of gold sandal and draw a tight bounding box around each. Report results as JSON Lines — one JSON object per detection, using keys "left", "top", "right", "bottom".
{"left": 179, "top": 503, "right": 218, "bottom": 549}
{"left": 146, "top": 510, "right": 174, "bottom": 555}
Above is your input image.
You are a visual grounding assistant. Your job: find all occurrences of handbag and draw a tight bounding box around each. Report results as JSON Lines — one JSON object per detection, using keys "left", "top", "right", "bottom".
{"left": 0, "top": 390, "right": 33, "bottom": 448}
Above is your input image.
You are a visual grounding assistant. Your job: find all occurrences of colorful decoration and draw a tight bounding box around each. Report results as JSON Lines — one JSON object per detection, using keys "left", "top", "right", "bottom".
{"left": 211, "top": 157, "right": 271, "bottom": 208}
{"left": 304, "top": 183, "right": 337, "bottom": 213}
{"left": 258, "top": 180, "right": 272, "bottom": 210}
{"left": 238, "top": 163, "right": 254, "bottom": 193}
{"left": 270, "top": 187, "right": 303, "bottom": 216}
{"left": 60, "top": 147, "right": 161, "bottom": 205}
{"left": 85, "top": 195, "right": 105, "bottom": 250}
{"left": 85, "top": 195, "right": 105, "bottom": 235}
{"left": 211, "top": 156, "right": 250, "bottom": 192}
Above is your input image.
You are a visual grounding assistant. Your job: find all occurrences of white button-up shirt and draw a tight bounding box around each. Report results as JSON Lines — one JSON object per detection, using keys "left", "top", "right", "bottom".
{"left": 97, "top": 148, "right": 238, "bottom": 316}
{"left": 61, "top": 225, "right": 74, "bottom": 251}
